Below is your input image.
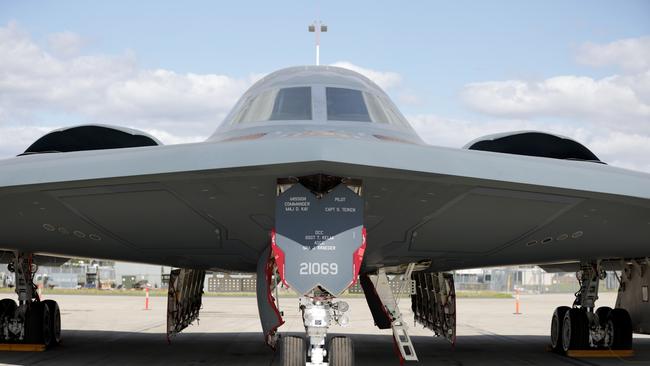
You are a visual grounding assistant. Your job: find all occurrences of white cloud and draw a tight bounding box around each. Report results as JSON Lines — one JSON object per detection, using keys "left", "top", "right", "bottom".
{"left": 331, "top": 61, "right": 425, "bottom": 106}
{"left": 461, "top": 36, "right": 650, "bottom": 136}
{"left": 0, "top": 22, "right": 256, "bottom": 157}
{"left": 47, "top": 31, "right": 86, "bottom": 57}
{"left": 330, "top": 61, "right": 402, "bottom": 90}
{"left": 577, "top": 36, "right": 650, "bottom": 73}
{"left": 139, "top": 128, "right": 205, "bottom": 145}
{"left": 0, "top": 125, "right": 52, "bottom": 157}
{"left": 587, "top": 131, "right": 650, "bottom": 172}
{"left": 461, "top": 73, "right": 650, "bottom": 133}
{"left": 101, "top": 69, "right": 252, "bottom": 129}
{"left": 397, "top": 92, "right": 422, "bottom": 106}
{"left": 410, "top": 114, "right": 541, "bottom": 148}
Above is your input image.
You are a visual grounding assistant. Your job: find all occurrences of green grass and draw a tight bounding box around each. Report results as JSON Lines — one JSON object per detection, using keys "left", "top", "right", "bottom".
{"left": 455, "top": 291, "right": 513, "bottom": 299}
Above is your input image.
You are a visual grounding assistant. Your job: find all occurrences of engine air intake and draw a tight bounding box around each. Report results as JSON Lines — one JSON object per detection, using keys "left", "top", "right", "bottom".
{"left": 22, "top": 125, "right": 161, "bottom": 155}
{"left": 465, "top": 131, "right": 603, "bottom": 163}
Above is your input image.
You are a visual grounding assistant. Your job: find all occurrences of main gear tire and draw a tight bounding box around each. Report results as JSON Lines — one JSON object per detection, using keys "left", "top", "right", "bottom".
{"left": 24, "top": 302, "right": 52, "bottom": 347}
{"left": 43, "top": 300, "right": 61, "bottom": 346}
{"left": 550, "top": 306, "right": 570, "bottom": 353}
{"left": 606, "top": 308, "right": 632, "bottom": 350}
{"left": 562, "top": 308, "right": 589, "bottom": 352}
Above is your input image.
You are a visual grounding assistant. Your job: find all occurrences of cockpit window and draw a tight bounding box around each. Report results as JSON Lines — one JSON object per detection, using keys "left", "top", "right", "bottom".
{"left": 231, "top": 87, "right": 312, "bottom": 124}
{"left": 326, "top": 87, "right": 371, "bottom": 122}
{"left": 325, "top": 87, "right": 409, "bottom": 127}
{"left": 270, "top": 87, "right": 312, "bottom": 120}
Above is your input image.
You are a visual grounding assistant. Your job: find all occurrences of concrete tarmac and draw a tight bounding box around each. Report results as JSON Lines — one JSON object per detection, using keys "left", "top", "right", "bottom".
{"left": 0, "top": 292, "right": 648, "bottom": 365}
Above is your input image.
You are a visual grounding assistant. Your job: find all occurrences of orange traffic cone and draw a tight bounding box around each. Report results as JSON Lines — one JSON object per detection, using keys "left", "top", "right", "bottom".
{"left": 144, "top": 287, "right": 150, "bottom": 310}
{"left": 514, "top": 289, "right": 522, "bottom": 315}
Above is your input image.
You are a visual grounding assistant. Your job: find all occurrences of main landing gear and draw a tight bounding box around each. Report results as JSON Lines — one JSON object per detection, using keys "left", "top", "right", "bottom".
{"left": 550, "top": 261, "right": 632, "bottom": 354}
{"left": 0, "top": 252, "right": 61, "bottom": 347}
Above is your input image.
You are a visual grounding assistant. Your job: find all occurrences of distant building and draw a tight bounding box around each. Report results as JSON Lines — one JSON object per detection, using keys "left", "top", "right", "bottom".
{"left": 455, "top": 266, "right": 554, "bottom": 292}
{"left": 114, "top": 262, "right": 172, "bottom": 288}
{"left": 454, "top": 265, "right": 618, "bottom": 293}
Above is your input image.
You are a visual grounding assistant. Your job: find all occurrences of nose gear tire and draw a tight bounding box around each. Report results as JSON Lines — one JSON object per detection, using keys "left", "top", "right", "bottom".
{"left": 328, "top": 336, "right": 355, "bottom": 366}
{"left": 279, "top": 335, "right": 306, "bottom": 366}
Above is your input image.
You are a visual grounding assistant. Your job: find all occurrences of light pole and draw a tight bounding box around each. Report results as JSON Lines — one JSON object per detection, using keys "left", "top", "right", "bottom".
{"left": 308, "top": 21, "right": 327, "bottom": 66}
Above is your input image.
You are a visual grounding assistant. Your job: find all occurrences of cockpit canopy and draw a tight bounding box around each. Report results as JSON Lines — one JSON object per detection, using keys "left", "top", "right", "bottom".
{"left": 210, "top": 66, "right": 421, "bottom": 143}
{"left": 228, "top": 85, "right": 409, "bottom": 127}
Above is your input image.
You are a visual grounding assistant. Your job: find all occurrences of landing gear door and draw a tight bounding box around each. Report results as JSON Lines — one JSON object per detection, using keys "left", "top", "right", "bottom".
{"left": 273, "top": 183, "right": 365, "bottom": 296}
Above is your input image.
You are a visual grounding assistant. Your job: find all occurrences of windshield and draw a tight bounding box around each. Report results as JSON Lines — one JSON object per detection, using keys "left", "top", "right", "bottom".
{"left": 326, "top": 87, "right": 371, "bottom": 122}
{"left": 231, "top": 87, "right": 312, "bottom": 124}
{"left": 326, "top": 87, "right": 408, "bottom": 126}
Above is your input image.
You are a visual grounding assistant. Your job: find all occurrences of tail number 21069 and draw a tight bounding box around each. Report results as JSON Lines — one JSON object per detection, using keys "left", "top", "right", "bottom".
{"left": 299, "top": 262, "right": 338, "bottom": 275}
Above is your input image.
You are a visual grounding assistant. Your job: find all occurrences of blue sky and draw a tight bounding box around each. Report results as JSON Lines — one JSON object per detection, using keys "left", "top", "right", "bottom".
{"left": 0, "top": 1, "right": 649, "bottom": 170}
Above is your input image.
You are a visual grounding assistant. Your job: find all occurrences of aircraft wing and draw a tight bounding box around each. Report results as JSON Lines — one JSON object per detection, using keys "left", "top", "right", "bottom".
{"left": 1, "top": 136, "right": 649, "bottom": 272}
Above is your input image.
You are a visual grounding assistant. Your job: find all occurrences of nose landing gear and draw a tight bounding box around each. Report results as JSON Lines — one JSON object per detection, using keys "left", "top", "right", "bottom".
{"left": 277, "top": 292, "right": 353, "bottom": 366}
{"left": 301, "top": 293, "right": 352, "bottom": 366}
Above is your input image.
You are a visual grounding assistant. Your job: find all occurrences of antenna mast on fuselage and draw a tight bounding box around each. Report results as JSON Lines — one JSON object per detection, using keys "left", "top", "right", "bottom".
{"left": 308, "top": 21, "right": 327, "bottom": 66}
